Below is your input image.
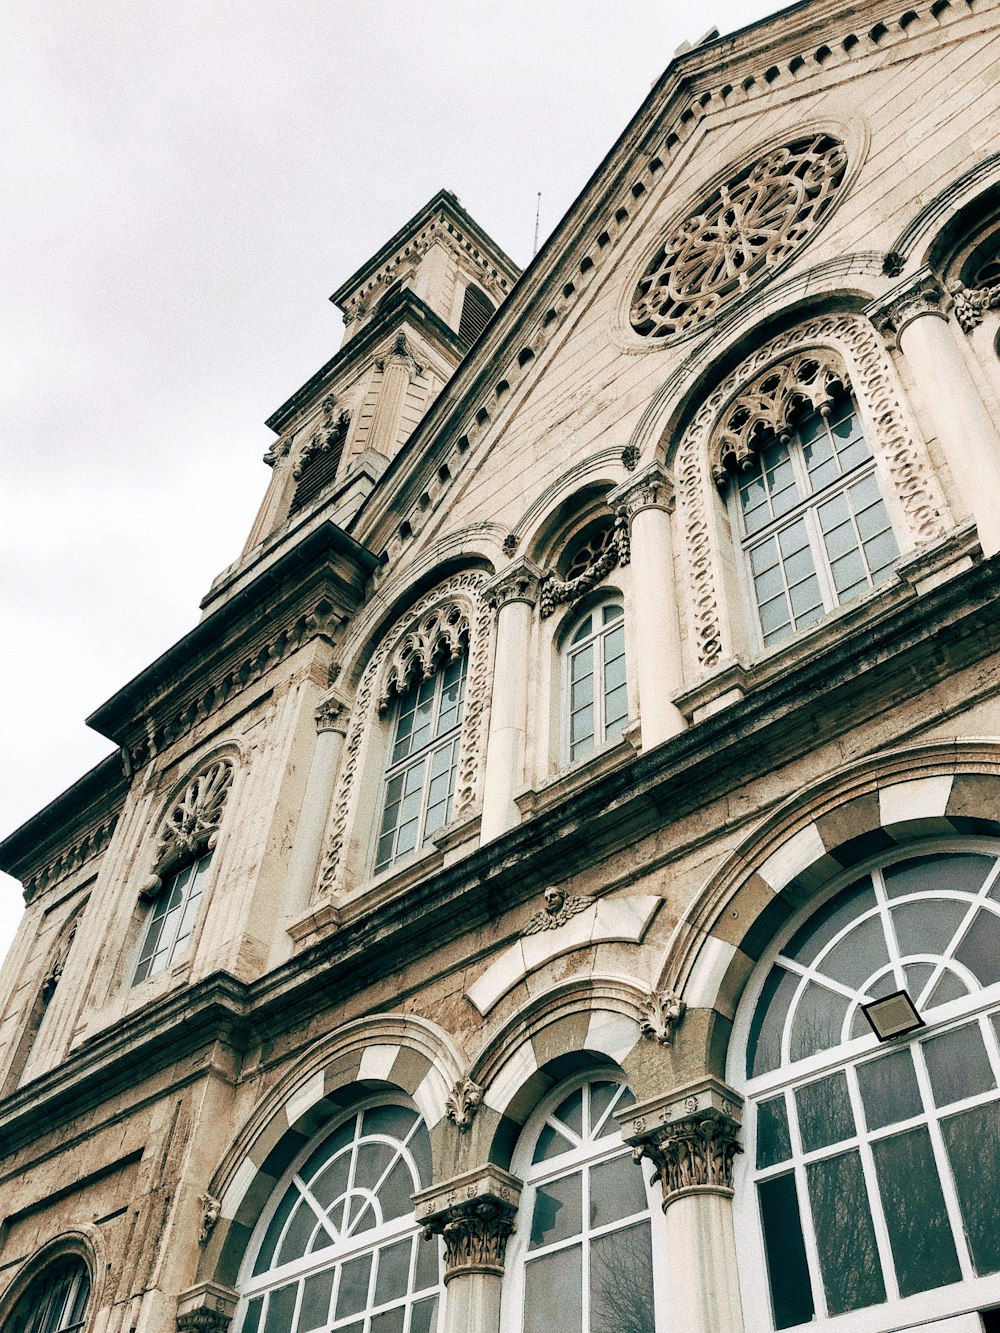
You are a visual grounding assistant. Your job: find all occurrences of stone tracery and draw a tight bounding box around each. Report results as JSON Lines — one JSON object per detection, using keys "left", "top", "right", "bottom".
{"left": 155, "top": 759, "right": 234, "bottom": 874}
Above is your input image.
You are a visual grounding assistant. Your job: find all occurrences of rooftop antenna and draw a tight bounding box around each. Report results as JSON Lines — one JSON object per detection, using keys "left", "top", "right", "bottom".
{"left": 532, "top": 192, "right": 542, "bottom": 258}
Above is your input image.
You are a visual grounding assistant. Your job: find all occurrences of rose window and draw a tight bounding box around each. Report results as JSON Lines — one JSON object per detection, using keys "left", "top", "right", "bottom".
{"left": 630, "top": 134, "right": 848, "bottom": 340}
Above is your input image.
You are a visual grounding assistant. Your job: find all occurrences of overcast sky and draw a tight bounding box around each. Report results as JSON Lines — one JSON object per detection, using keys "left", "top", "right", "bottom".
{"left": 1, "top": 0, "right": 781, "bottom": 964}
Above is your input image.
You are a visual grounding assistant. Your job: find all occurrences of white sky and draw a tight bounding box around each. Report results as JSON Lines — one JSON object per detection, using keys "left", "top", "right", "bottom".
{"left": 1, "top": 0, "right": 781, "bottom": 964}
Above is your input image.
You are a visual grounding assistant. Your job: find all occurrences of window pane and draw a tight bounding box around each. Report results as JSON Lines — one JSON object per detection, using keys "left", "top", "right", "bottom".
{"left": 941, "top": 1100, "right": 1000, "bottom": 1274}
{"left": 335, "top": 1253, "right": 373, "bottom": 1319}
{"left": 747, "top": 966, "right": 799, "bottom": 1078}
{"left": 953, "top": 907, "right": 1000, "bottom": 987}
{"left": 795, "top": 1072, "right": 855, "bottom": 1152}
{"left": 369, "top": 1309, "right": 404, "bottom": 1333}
{"left": 856, "top": 1048, "right": 923, "bottom": 1131}
{"left": 523, "top": 1247, "right": 582, "bottom": 1333}
{"left": 758, "top": 1173, "right": 815, "bottom": 1329}
{"left": 806, "top": 1150, "right": 885, "bottom": 1314}
{"left": 263, "top": 1285, "right": 297, "bottom": 1333}
{"left": 922, "top": 1022, "right": 996, "bottom": 1106}
{"left": 298, "top": 1271, "right": 335, "bottom": 1332}
{"left": 277, "top": 1199, "right": 322, "bottom": 1266}
{"left": 533, "top": 1121, "right": 575, "bottom": 1164}
{"left": 590, "top": 1221, "right": 655, "bottom": 1333}
{"left": 589, "top": 1154, "right": 646, "bottom": 1228}
{"left": 530, "top": 1172, "right": 583, "bottom": 1248}
{"left": 756, "top": 1095, "right": 792, "bottom": 1167}
{"left": 785, "top": 880, "right": 876, "bottom": 963}
{"left": 871, "top": 1126, "right": 961, "bottom": 1297}
{"left": 409, "top": 1297, "right": 438, "bottom": 1333}
{"left": 788, "top": 982, "right": 850, "bottom": 1064}
{"left": 374, "top": 1239, "right": 412, "bottom": 1306}
{"left": 819, "top": 914, "right": 889, "bottom": 990}
{"left": 890, "top": 898, "right": 968, "bottom": 959}
{"left": 884, "top": 853, "right": 993, "bottom": 899}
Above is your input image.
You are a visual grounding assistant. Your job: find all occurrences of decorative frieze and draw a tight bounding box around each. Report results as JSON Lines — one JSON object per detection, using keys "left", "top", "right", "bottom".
{"left": 24, "top": 814, "right": 118, "bottom": 903}
{"left": 539, "top": 512, "right": 629, "bottom": 618}
{"left": 523, "top": 885, "right": 593, "bottom": 934}
{"left": 640, "top": 988, "right": 685, "bottom": 1045}
{"left": 414, "top": 1166, "right": 522, "bottom": 1280}
{"left": 445, "top": 1077, "right": 483, "bottom": 1130}
{"left": 154, "top": 759, "right": 234, "bottom": 875}
{"left": 483, "top": 558, "right": 542, "bottom": 612}
{"left": 618, "top": 1077, "right": 743, "bottom": 1207}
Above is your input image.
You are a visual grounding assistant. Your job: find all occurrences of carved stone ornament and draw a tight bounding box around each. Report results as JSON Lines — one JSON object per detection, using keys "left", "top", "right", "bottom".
{"left": 175, "top": 1283, "right": 238, "bottom": 1333}
{"left": 424, "top": 1198, "right": 517, "bottom": 1278}
{"left": 952, "top": 280, "right": 1000, "bottom": 333}
{"left": 539, "top": 512, "right": 630, "bottom": 619}
{"left": 445, "top": 1077, "right": 484, "bottom": 1130}
{"left": 377, "top": 600, "right": 470, "bottom": 714}
{"left": 630, "top": 133, "right": 848, "bottom": 340}
{"left": 523, "top": 885, "right": 593, "bottom": 934}
{"left": 263, "top": 434, "right": 292, "bottom": 468}
{"left": 640, "top": 989, "right": 686, "bottom": 1045}
{"left": 314, "top": 692, "right": 351, "bottom": 734}
{"left": 633, "top": 1114, "right": 743, "bottom": 1203}
{"left": 41, "top": 918, "right": 79, "bottom": 998}
{"left": 483, "top": 559, "right": 541, "bottom": 612}
{"left": 155, "top": 759, "right": 234, "bottom": 873}
{"left": 293, "top": 395, "right": 351, "bottom": 480}
{"left": 375, "top": 329, "right": 422, "bottom": 381}
{"left": 610, "top": 461, "right": 675, "bottom": 521}
{"left": 502, "top": 532, "right": 518, "bottom": 556}
{"left": 712, "top": 350, "right": 847, "bottom": 485}
{"left": 198, "top": 1194, "right": 221, "bottom": 1245}
{"left": 621, "top": 442, "right": 641, "bottom": 471}
{"left": 871, "top": 273, "right": 950, "bottom": 345}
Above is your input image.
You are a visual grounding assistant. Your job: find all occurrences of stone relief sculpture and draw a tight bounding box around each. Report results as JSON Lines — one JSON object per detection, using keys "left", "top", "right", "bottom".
{"left": 444, "top": 1077, "right": 483, "bottom": 1130}
{"left": 538, "top": 513, "right": 630, "bottom": 618}
{"left": 640, "top": 988, "right": 686, "bottom": 1045}
{"left": 523, "top": 885, "right": 593, "bottom": 934}
{"left": 154, "top": 759, "right": 234, "bottom": 875}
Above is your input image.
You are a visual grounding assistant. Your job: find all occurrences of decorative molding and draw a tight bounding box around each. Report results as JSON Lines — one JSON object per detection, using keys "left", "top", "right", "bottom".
{"left": 609, "top": 460, "right": 675, "bottom": 518}
{"left": 414, "top": 1166, "right": 522, "bottom": 1280}
{"left": 293, "top": 394, "right": 351, "bottom": 480}
{"left": 868, "top": 270, "right": 950, "bottom": 345}
{"left": 483, "top": 558, "right": 542, "bottom": 612}
{"left": 640, "top": 989, "right": 685, "bottom": 1045}
{"left": 377, "top": 601, "right": 470, "bottom": 714}
{"left": 675, "top": 313, "right": 949, "bottom": 668}
{"left": 444, "top": 1077, "right": 483, "bottom": 1130}
{"left": 154, "top": 759, "right": 234, "bottom": 875}
{"left": 630, "top": 134, "right": 848, "bottom": 340}
{"left": 618, "top": 1077, "right": 743, "bottom": 1207}
{"left": 318, "top": 571, "right": 492, "bottom": 893}
{"left": 24, "top": 815, "right": 118, "bottom": 903}
{"left": 523, "top": 885, "right": 593, "bottom": 934}
{"left": 175, "top": 1284, "right": 238, "bottom": 1333}
{"left": 952, "top": 280, "right": 1000, "bottom": 333}
{"left": 314, "top": 690, "right": 351, "bottom": 735}
{"left": 198, "top": 1194, "right": 221, "bottom": 1246}
{"left": 539, "top": 513, "right": 630, "bottom": 618}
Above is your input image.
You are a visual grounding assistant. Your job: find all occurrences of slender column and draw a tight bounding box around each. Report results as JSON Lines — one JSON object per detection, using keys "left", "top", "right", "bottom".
{"left": 368, "top": 331, "right": 421, "bottom": 457}
{"left": 284, "top": 690, "right": 351, "bottom": 919}
{"left": 414, "top": 1166, "right": 522, "bottom": 1333}
{"left": 608, "top": 463, "right": 685, "bottom": 749}
{"left": 619, "top": 1077, "right": 745, "bottom": 1333}
{"left": 480, "top": 560, "right": 541, "bottom": 842}
{"left": 874, "top": 272, "right": 1000, "bottom": 558}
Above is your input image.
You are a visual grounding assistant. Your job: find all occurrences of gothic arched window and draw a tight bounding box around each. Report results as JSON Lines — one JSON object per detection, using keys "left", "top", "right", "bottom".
{"left": 505, "top": 1077, "right": 659, "bottom": 1333}
{"left": 717, "top": 357, "right": 898, "bottom": 649}
{"left": 563, "top": 602, "right": 627, "bottom": 763}
{"left": 237, "top": 1104, "right": 442, "bottom": 1333}
{"left": 7, "top": 1255, "right": 91, "bottom": 1333}
{"left": 736, "top": 848, "right": 1000, "bottom": 1330}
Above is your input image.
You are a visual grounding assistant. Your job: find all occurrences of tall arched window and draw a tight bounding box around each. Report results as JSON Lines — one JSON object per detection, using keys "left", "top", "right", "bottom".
{"left": 505, "top": 1076, "right": 660, "bottom": 1333}
{"left": 7, "top": 1255, "right": 91, "bottom": 1333}
{"left": 237, "top": 1103, "right": 442, "bottom": 1333}
{"left": 735, "top": 848, "right": 1000, "bottom": 1331}
{"left": 563, "top": 603, "right": 627, "bottom": 763}
{"left": 374, "top": 653, "right": 466, "bottom": 873}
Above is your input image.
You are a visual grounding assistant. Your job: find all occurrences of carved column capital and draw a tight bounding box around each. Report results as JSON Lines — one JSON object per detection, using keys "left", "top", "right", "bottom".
{"left": 867, "top": 268, "right": 951, "bottom": 344}
{"left": 483, "top": 558, "right": 542, "bottom": 612}
{"left": 608, "top": 461, "right": 675, "bottom": 521}
{"left": 617, "top": 1076, "right": 743, "bottom": 1209}
{"left": 414, "top": 1166, "right": 522, "bottom": 1281}
{"left": 314, "top": 688, "right": 352, "bottom": 735}
{"left": 175, "top": 1283, "right": 238, "bottom": 1333}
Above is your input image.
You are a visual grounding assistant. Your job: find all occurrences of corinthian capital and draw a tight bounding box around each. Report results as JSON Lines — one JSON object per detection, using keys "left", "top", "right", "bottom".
{"left": 314, "top": 687, "right": 352, "bottom": 735}
{"left": 483, "top": 558, "right": 542, "bottom": 612}
{"left": 608, "top": 461, "right": 675, "bottom": 521}
{"left": 414, "top": 1165, "right": 522, "bottom": 1279}
{"left": 175, "top": 1284, "right": 238, "bottom": 1333}
{"left": 617, "top": 1076, "right": 743, "bottom": 1209}
{"left": 868, "top": 268, "right": 951, "bottom": 344}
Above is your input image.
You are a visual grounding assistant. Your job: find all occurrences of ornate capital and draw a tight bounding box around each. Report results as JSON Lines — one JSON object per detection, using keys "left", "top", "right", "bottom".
{"left": 376, "top": 329, "right": 422, "bottom": 381}
{"left": 315, "top": 689, "right": 351, "bottom": 735}
{"left": 175, "top": 1284, "right": 238, "bottom": 1333}
{"left": 445, "top": 1077, "right": 483, "bottom": 1130}
{"left": 414, "top": 1166, "right": 522, "bottom": 1280}
{"left": 483, "top": 558, "right": 542, "bottom": 612}
{"left": 868, "top": 269, "right": 950, "bottom": 344}
{"left": 608, "top": 461, "right": 675, "bottom": 520}
{"left": 618, "top": 1077, "right": 743, "bottom": 1208}
{"left": 640, "top": 988, "right": 685, "bottom": 1045}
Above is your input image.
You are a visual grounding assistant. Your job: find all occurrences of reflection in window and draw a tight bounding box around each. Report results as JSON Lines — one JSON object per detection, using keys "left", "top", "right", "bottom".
{"left": 238, "top": 1105, "right": 441, "bottom": 1333}
{"left": 730, "top": 395, "right": 897, "bottom": 647}
{"left": 132, "top": 851, "right": 213, "bottom": 985}
{"left": 564, "top": 605, "right": 627, "bottom": 763}
{"left": 375, "top": 655, "right": 466, "bottom": 873}
{"left": 8, "top": 1256, "right": 91, "bottom": 1333}
{"left": 517, "top": 1080, "right": 655, "bottom": 1333}
{"left": 743, "top": 851, "right": 1000, "bottom": 1328}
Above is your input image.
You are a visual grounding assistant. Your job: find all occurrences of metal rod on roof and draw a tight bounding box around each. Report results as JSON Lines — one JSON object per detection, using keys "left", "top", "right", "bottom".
{"left": 532, "top": 192, "right": 542, "bottom": 258}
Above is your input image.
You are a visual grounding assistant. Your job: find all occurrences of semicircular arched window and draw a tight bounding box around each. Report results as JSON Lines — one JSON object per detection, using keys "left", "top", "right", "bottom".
{"left": 737, "top": 849, "right": 1000, "bottom": 1330}
{"left": 7, "top": 1255, "right": 91, "bottom": 1333}
{"left": 237, "top": 1104, "right": 442, "bottom": 1333}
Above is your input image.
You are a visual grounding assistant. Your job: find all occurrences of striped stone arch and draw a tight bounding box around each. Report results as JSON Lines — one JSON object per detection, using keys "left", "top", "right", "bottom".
{"left": 659, "top": 740, "right": 1000, "bottom": 1075}
{"left": 466, "top": 977, "right": 651, "bottom": 1170}
{"left": 200, "top": 1015, "right": 464, "bottom": 1287}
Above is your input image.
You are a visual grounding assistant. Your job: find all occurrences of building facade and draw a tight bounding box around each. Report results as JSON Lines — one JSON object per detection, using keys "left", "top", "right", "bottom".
{"left": 2, "top": 1, "right": 1000, "bottom": 1331}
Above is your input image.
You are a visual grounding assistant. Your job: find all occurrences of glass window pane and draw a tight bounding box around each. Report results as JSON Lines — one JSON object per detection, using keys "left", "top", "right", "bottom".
{"left": 588, "top": 1082, "right": 621, "bottom": 1136}
{"left": 756, "top": 1095, "right": 792, "bottom": 1168}
{"left": 890, "top": 898, "right": 969, "bottom": 959}
{"left": 376, "top": 1156, "right": 416, "bottom": 1224}
{"left": 883, "top": 853, "right": 993, "bottom": 900}
{"left": 298, "top": 1271, "right": 335, "bottom": 1333}
{"left": 368, "top": 1309, "right": 405, "bottom": 1333}
{"left": 410, "top": 1297, "right": 438, "bottom": 1333}
{"left": 787, "top": 982, "right": 850, "bottom": 1064}
{"left": 590, "top": 1221, "right": 655, "bottom": 1333}
{"left": 747, "top": 966, "right": 799, "bottom": 1078}
{"left": 941, "top": 1100, "right": 1000, "bottom": 1275}
{"left": 254, "top": 1186, "right": 299, "bottom": 1275}
{"left": 277, "top": 1198, "right": 322, "bottom": 1265}
{"left": 819, "top": 914, "right": 889, "bottom": 990}
{"left": 927, "top": 969, "right": 972, "bottom": 1008}
{"left": 533, "top": 1122, "right": 575, "bottom": 1164}
{"left": 806, "top": 1150, "right": 885, "bottom": 1314}
{"left": 758, "top": 1173, "right": 815, "bottom": 1329}
{"left": 795, "top": 1072, "right": 855, "bottom": 1152}
{"left": 335, "top": 1252, "right": 373, "bottom": 1319}
{"left": 785, "top": 880, "right": 876, "bottom": 963}
{"left": 523, "top": 1247, "right": 582, "bottom": 1333}
{"left": 922, "top": 1022, "right": 996, "bottom": 1106}
{"left": 589, "top": 1154, "right": 646, "bottom": 1228}
{"left": 529, "top": 1172, "right": 583, "bottom": 1248}
{"left": 953, "top": 907, "right": 1000, "bottom": 987}
{"left": 414, "top": 1233, "right": 440, "bottom": 1291}
{"left": 374, "top": 1238, "right": 412, "bottom": 1306}
{"left": 871, "top": 1126, "right": 961, "bottom": 1297}
{"left": 856, "top": 1048, "right": 923, "bottom": 1131}
{"left": 263, "top": 1285, "right": 297, "bottom": 1333}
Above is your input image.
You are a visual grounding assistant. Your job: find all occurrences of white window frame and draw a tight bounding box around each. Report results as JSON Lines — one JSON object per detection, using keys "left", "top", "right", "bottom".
{"left": 131, "top": 850, "right": 213, "bottom": 986}
{"left": 561, "top": 601, "right": 628, "bottom": 765}
{"left": 729, "top": 838, "right": 1000, "bottom": 1333}
{"left": 502, "top": 1069, "right": 668, "bottom": 1333}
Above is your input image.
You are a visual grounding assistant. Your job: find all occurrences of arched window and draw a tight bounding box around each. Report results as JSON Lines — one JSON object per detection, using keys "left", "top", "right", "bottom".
{"left": 506, "top": 1077, "right": 659, "bottom": 1333}
{"left": 563, "top": 603, "right": 627, "bottom": 763}
{"left": 7, "top": 1255, "right": 91, "bottom": 1333}
{"left": 374, "top": 653, "right": 467, "bottom": 873}
{"left": 736, "top": 848, "right": 1000, "bottom": 1330}
{"left": 237, "top": 1104, "right": 442, "bottom": 1333}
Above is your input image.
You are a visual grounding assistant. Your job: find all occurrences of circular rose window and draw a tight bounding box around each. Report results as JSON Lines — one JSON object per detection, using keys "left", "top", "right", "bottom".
{"left": 630, "top": 133, "right": 848, "bottom": 340}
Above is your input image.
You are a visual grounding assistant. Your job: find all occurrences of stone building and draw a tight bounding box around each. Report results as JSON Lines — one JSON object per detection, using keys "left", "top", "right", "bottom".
{"left": 2, "top": 0, "right": 1000, "bottom": 1329}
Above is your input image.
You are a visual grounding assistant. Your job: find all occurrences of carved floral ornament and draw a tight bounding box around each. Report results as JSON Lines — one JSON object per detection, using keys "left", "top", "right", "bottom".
{"left": 154, "top": 759, "right": 235, "bottom": 875}
{"left": 376, "top": 600, "right": 469, "bottom": 714}
{"left": 712, "top": 350, "right": 849, "bottom": 485}
{"left": 445, "top": 1077, "right": 483, "bottom": 1130}
{"left": 640, "top": 988, "right": 686, "bottom": 1045}
{"left": 952, "top": 277, "right": 1000, "bottom": 333}
{"left": 423, "top": 1198, "right": 518, "bottom": 1276}
{"left": 630, "top": 133, "right": 848, "bottom": 341}
{"left": 539, "top": 512, "right": 631, "bottom": 619}
{"left": 293, "top": 394, "right": 351, "bottom": 480}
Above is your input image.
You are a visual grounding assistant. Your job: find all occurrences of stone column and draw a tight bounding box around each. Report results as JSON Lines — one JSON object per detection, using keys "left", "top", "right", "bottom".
{"left": 480, "top": 560, "right": 541, "bottom": 842}
{"left": 874, "top": 272, "right": 1000, "bottom": 558}
{"left": 368, "top": 331, "right": 421, "bottom": 458}
{"left": 414, "top": 1166, "right": 522, "bottom": 1333}
{"left": 608, "top": 462, "right": 686, "bottom": 749}
{"left": 618, "top": 1077, "right": 745, "bottom": 1333}
{"left": 284, "top": 690, "right": 351, "bottom": 919}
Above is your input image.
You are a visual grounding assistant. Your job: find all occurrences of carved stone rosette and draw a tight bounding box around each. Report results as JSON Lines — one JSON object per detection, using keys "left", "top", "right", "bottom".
{"left": 414, "top": 1166, "right": 522, "bottom": 1282}
{"left": 618, "top": 1077, "right": 743, "bottom": 1210}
